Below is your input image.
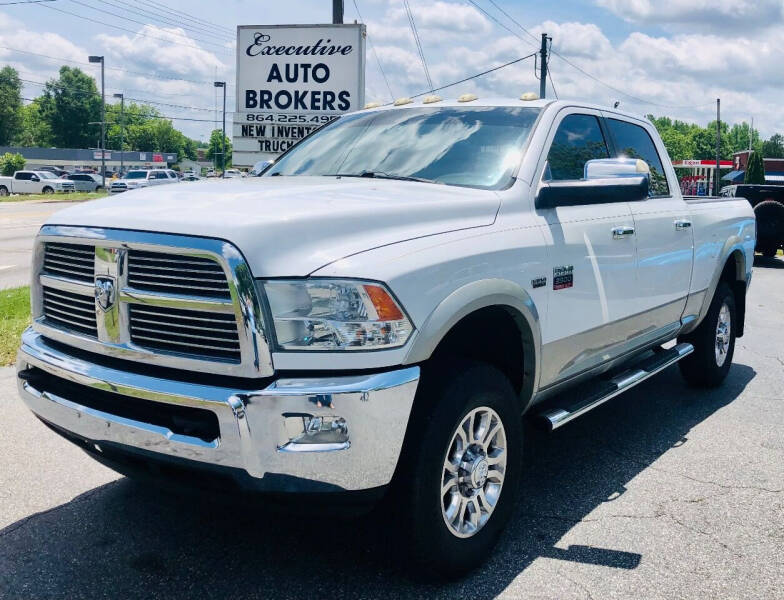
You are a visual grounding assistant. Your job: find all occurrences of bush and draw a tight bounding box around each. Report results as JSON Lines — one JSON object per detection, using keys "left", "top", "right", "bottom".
{"left": 0, "top": 152, "right": 25, "bottom": 176}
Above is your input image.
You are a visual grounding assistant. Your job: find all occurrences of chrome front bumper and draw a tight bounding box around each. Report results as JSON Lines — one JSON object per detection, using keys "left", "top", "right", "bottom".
{"left": 16, "top": 329, "right": 419, "bottom": 492}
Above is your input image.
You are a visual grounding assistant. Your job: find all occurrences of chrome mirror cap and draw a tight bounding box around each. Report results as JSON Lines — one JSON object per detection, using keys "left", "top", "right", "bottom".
{"left": 585, "top": 158, "right": 650, "bottom": 180}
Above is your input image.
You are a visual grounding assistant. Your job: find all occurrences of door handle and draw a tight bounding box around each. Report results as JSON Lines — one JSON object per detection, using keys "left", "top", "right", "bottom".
{"left": 675, "top": 219, "right": 692, "bottom": 230}
{"left": 612, "top": 225, "right": 635, "bottom": 239}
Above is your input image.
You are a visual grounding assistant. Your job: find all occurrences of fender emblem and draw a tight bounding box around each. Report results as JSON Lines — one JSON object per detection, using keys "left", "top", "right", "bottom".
{"left": 531, "top": 277, "right": 547, "bottom": 289}
{"left": 553, "top": 265, "right": 574, "bottom": 290}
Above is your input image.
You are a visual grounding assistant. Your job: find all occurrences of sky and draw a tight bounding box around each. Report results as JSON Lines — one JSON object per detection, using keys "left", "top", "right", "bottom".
{"left": 0, "top": 0, "right": 782, "bottom": 142}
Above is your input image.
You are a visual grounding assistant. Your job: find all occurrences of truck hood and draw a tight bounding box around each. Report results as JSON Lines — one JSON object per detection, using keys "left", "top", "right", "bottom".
{"left": 47, "top": 176, "right": 501, "bottom": 276}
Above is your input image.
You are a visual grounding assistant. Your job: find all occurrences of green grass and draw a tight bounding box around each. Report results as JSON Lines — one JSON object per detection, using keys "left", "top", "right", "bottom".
{"left": 0, "top": 286, "right": 30, "bottom": 366}
{"left": 0, "top": 190, "right": 108, "bottom": 203}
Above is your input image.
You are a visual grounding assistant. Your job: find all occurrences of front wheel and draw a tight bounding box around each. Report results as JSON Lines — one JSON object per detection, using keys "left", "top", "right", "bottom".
{"left": 678, "top": 282, "right": 736, "bottom": 387}
{"left": 42, "top": 186, "right": 54, "bottom": 195}
{"left": 0, "top": 185, "right": 8, "bottom": 197}
{"left": 397, "top": 361, "right": 523, "bottom": 578}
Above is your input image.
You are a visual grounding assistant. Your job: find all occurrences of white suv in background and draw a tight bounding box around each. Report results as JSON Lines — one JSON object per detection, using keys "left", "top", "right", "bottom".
{"left": 110, "top": 169, "right": 179, "bottom": 194}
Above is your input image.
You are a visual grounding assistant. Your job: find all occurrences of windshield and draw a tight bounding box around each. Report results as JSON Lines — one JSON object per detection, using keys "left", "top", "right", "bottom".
{"left": 124, "top": 171, "right": 147, "bottom": 179}
{"left": 36, "top": 172, "right": 56, "bottom": 179}
{"left": 266, "top": 106, "right": 540, "bottom": 190}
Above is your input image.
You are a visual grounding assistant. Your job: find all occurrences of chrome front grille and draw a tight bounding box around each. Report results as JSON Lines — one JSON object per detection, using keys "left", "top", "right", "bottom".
{"left": 127, "top": 250, "right": 231, "bottom": 298}
{"left": 129, "top": 305, "right": 241, "bottom": 361}
{"left": 31, "top": 227, "right": 273, "bottom": 377}
{"left": 42, "top": 286, "right": 98, "bottom": 337}
{"left": 43, "top": 243, "right": 95, "bottom": 282}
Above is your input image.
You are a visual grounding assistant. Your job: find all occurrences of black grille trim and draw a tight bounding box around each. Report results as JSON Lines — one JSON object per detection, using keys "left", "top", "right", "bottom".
{"left": 127, "top": 250, "right": 231, "bottom": 298}
{"left": 43, "top": 243, "right": 95, "bottom": 283}
{"left": 42, "top": 286, "right": 97, "bottom": 337}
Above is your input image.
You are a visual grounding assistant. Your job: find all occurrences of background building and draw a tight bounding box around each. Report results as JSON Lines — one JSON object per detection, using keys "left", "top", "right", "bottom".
{"left": 723, "top": 151, "right": 784, "bottom": 184}
{"left": 0, "top": 146, "right": 176, "bottom": 173}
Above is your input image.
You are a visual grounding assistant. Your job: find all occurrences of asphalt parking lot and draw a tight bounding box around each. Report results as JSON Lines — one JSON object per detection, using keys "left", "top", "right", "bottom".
{"left": 0, "top": 200, "right": 81, "bottom": 290}
{"left": 1, "top": 257, "right": 782, "bottom": 599}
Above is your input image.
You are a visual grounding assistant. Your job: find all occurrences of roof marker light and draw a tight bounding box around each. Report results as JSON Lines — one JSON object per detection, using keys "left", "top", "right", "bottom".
{"left": 364, "top": 101, "right": 381, "bottom": 109}
{"left": 520, "top": 92, "right": 539, "bottom": 101}
{"left": 393, "top": 97, "right": 413, "bottom": 106}
{"left": 422, "top": 95, "right": 442, "bottom": 104}
{"left": 457, "top": 93, "right": 478, "bottom": 103}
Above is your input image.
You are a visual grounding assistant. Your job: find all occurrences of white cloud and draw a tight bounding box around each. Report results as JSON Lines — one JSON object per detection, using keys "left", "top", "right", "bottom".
{"left": 596, "top": 0, "right": 784, "bottom": 29}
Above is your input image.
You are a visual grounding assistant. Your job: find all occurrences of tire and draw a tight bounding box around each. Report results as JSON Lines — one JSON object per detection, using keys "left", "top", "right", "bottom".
{"left": 42, "top": 186, "right": 54, "bottom": 195}
{"left": 753, "top": 200, "right": 784, "bottom": 256}
{"left": 678, "top": 282, "right": 736, "bottom": 387}
{"left": 0, "top": 185, "right": 8, "bottom": 197}
{"left": 396, "top": 360, "right": 523, "bottom": 578}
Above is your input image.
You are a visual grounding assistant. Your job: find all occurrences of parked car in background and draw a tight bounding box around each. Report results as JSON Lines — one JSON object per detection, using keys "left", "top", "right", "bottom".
{"left": 251, "top": 159, "right": 274, "bottom": 176}
{"left": 720, "top": 184, "right": 784, "bottom": 256}
{"left": 38, "top": 166, "right": 69, "bottom": 178}
{"left": 182, "top": 174, "right": 201, "bottom": 182}
{"left": 66, "top": 173, "right": 103, "bottom": 192}
{"left": 223, "top": 169, "right": 243, "bottom": 178}
{"left": 0, "top": 170, "right": 75, "bottom": 195}
{"left": 109, "top": 169, "right": 179, "bottom": 194}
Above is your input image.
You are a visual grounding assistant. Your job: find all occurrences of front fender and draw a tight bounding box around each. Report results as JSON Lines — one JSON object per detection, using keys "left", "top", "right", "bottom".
{"left": 402, "top": 278, "right": 542, "bottom": 406}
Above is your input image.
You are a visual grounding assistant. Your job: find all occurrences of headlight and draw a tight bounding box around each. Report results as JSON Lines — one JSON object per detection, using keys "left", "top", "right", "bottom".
{"left": 260, "top": 279, "right": 413, "bottom": 351}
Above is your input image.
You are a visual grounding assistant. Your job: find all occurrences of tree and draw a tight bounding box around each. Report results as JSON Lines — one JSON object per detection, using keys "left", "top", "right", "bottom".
{"left": 0, "top": 152, "right": 25, "bottom": 176}
{"left": 0, "top": 66, "right": 23, "bottom": 145}
{"left": 13, "top": 99, "right": 53, "bottom": 147}
{"left": 727, "top": 122, "right": 760, "bottom": 155}
{"left": 38, "top": 66, "right": 101, "bottom": 148}
{"left": 659, "top": 128, "right": 695, "bottom": 161}
{"left": 745, "top": 151, "right": 765, "bottom": 184}
{"left": 761, "top": 134, "right": 784, "bottom": 159}
{"left": 206, "top": 128, "right": 231, "bottom": 169}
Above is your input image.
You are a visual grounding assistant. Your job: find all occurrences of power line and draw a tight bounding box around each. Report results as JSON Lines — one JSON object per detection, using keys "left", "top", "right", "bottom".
{"left": 39, "top": 2, "right": 233, "bottom": 54}
{"left": 94, "top": 0, "right": 234, "bottom": 43}
{"left": 127, "top": 0, "right": 235, "bottom": 36}
{"left": 351, "top": 0, "right": 394, "bottom": 101}
{"left": 402, "top": 0, "right": 433, "bottom": 91}
{"left": 479, "top": 0, "right": 713, "bottom": 109}
{"left": 0, "top": 0, "right": 55, "bottom": 4}
{"left": 394, "top": 51, "right": 536, "bottom": 103}
{"left": 19, "top": 96, "right": 228, "bottom": 123}
{"left": 0, "top": 44, "right": 231, "bottom": 85}
{"left": 467, "top": 0, "right": 538, "bottom": 50}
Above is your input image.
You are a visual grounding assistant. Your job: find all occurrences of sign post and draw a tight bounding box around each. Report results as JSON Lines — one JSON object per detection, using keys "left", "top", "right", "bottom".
{"left": 233, "top": 24, "right": 366, "bottom": 167}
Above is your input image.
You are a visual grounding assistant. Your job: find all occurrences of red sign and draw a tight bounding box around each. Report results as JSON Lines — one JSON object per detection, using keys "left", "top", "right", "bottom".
{"left": 152, "top": 153, "right": 163, "bottom": 163}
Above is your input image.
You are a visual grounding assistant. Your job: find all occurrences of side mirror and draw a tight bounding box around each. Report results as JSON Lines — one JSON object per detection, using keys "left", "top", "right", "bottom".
{"left": 30, "top": 175, "right": 39, "bottom": 182}
{"left": 537, "top": 176, "right": 649, "bottom": 209}
{"left": 537, "top": 158, "right": 650, "bottom": 209}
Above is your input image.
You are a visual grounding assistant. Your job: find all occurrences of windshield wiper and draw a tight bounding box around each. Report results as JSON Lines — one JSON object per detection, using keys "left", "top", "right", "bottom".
{"left": 326, "top": 171, "right": 433, "bottom": 183}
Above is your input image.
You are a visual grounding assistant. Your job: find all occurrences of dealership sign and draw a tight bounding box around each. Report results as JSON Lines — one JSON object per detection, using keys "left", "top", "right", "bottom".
{"left": 233, "top": 24, "right": 366, "bottom": 166}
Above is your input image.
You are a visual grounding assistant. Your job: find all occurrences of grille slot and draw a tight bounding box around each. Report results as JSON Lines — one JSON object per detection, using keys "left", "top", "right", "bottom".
{"left": 42, "top": 286, "right": 97, "bottom": 337}
{"left": 43, "top": 243, "right": 95, "bottom": 283}
{"left": 127, "top": 250, "right": 231, "bottom": 298}
{"left": 129, "top": 305, "right": 241, "bottom": 361}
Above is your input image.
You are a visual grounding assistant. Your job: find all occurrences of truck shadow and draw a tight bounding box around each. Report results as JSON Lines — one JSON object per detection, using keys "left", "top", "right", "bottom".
{"left": 0, "top": 364, "right": 755, "bottom": 599}
{"left": 753, "top": 254, "right": 784, "bottom": 269}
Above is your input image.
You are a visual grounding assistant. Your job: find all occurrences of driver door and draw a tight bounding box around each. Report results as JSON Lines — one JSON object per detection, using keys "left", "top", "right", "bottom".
{"left": 536, "top": 110, "right": 640, "bottom": 387}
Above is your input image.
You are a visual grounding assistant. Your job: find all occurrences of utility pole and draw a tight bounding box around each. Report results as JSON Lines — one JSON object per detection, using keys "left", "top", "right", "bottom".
{"left": 333, "top": 0, "right": 343, "bottom": 24}
{"left": 89, "top": 55, "right": 105, "bottom": 188}
{"left": 214, "top": 81, "right": 226, "bottom": 176}
{"left": 113, "top": 93, "right": 124, "bottom": 175}
{"left": 715, "top": 98, "right": 721, "bottom": 196}
{"left": 539, "top": 33, "right": 548, "bottom": 99}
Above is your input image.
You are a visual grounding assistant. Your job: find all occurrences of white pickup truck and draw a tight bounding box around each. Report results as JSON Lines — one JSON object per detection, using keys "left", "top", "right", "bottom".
{"left": 15, "top": 98, "right": 755, "bottom": 576}
{"left": 0, "top": 170, "right": 75, "bottom": 196}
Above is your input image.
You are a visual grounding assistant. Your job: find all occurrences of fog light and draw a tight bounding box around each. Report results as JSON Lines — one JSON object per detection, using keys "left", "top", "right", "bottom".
{"left": 279, "top": 413, "right": 350, "bottom": 452}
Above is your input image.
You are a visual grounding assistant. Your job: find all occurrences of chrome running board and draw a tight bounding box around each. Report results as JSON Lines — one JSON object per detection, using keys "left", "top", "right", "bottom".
{"left": 538, "top": 342, "right": 694, "bottom": 431}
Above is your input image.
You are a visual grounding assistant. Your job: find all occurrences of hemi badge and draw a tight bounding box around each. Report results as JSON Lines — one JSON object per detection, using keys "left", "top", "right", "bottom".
{"left": 531, "top": 277, "right": 547, "bottom": 289}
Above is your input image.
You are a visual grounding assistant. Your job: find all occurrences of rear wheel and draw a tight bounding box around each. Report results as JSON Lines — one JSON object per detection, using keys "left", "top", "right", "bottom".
{"left": 397, "top": 361, "right": 523, "bottom": 578}
{"left": 0, "top": 185, "right": 8, "bottom": 197}
{"left": 678, "top": 282, "right": 736, "bottom": 387}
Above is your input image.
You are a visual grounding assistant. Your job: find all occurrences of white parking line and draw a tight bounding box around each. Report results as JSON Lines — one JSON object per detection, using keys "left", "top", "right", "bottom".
{"left": 0, "top": 265, "right": 15, "bottom": 271}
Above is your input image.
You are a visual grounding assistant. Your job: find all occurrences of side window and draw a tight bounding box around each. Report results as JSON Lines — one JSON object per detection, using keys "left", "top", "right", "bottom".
{"left": 607, "top": 119, "right": 670, "bottom": 197}
{"left": 15, "top": 172, "right": 31, "bottom": 180}
{"left": 545, "top": 114, "right": 609, "bottom": 181}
